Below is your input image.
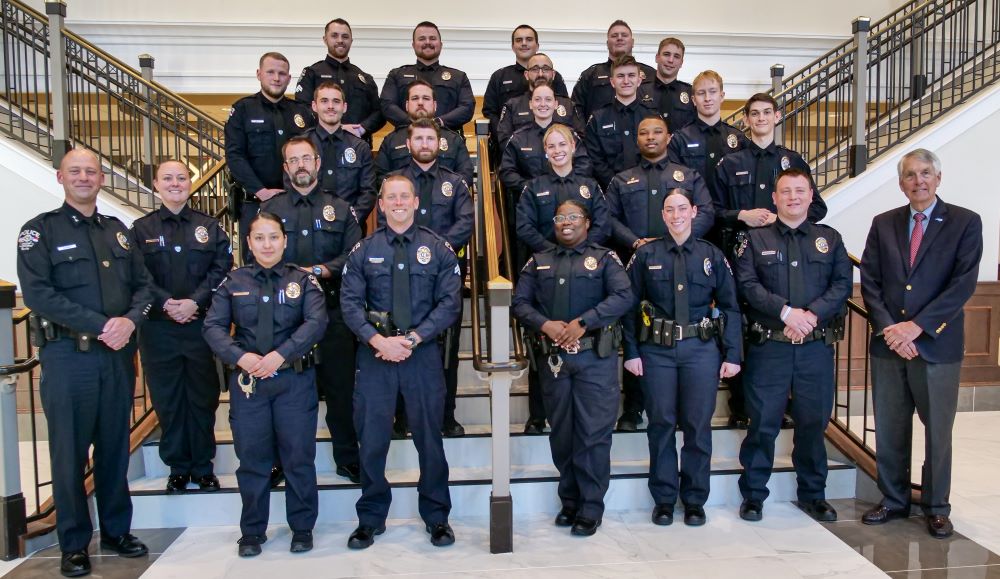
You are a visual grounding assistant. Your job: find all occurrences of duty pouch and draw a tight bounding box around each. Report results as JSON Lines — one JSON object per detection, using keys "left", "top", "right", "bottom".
{"left": 697, "top": 318, "right": 714, "bottom": 341}
{"left": 825, "top": 315, "right": 846, "bottom": 345}
{"left": 366, "top": 310, "right": 397, "bottom": 337}
{"left": 27, "top": 313, "right": 48, "bottom": 348}
{"left": 637, "top": 301, "right": 654, "bottom": 343}
{"left": 595, "top": 324, "right": 622, "bottom": 358}
{"left": 748, "top": 322, "right": 768, "bottom": 346}
{"left": 711, "top": 308, "right": 726, "bottom": 348}
{"left": 655, "top": 319, "right": 675, "bottom": 347}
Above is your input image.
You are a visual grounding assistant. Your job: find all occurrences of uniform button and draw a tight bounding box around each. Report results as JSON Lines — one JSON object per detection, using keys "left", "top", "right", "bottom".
{"left": 328, "top": 170, "right": 333, "bottom": 175}
{"left": 906, "top": 284, "right": 912, "bottom": 290}
{"left": 759, "top": 184, "right": 766, "bottom": 189}
{"left": 302, "top": 230, "right": 309, "bottom": 236}
{"left": 901, "top": 309, "right": 906, "bottom": 315}
{"left": 624, "top": 130, "right": 630, "bottom": 136}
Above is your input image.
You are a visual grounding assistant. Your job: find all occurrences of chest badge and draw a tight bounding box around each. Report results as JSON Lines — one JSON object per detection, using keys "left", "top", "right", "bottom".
{"left": 438, "top": 137, "right": 449, "bottom": 152}
{"left": 116, "top": 231, "right": 130, "bottom": 250}
{"left": 417, "top": 245, "right": 432, "bottom": 264}
{"left": 781, "top": 156, "right": 791, "bottom": 170}
{"left": 673, "top": 170, "right": 685, "bottom": 182}
{"left": 727, "top": 134, "right": 739, "bottom": 149}
{"left": 579, "top": 185, "right": 591, "bottom": 199}
{"left": 194, "top": 225, "right": 209, "bottom": 243}
{"left": 556, "top": 104, "right": 567, "bottom": 117}
{"left": 703, "top": 258, "right": 713, "bottom": 276}
{"left": 285, "top": 281, "right": 301, "bottom": 299}
{"left": 293, "top": 114, "right": 306, "bottom": 129}
{"left": 815, "top": 237, "right": 830, "bottom": 254}
{"left": 680, "top": 91, "right": 690, "bottom": 104}
{"left": 441, "top": 181, "right": 454, "bottom": 197}
{"left": 344, "top": 147, "right": 357, "bottom": 163}
{"left": 584, "top": 256, "right": 598, "bottom": 271}
{"left": 323, "top": 205, "right": 337, "bottom": 222}
{"left": 441, "top": 71, "right": 452, "bottom": 81}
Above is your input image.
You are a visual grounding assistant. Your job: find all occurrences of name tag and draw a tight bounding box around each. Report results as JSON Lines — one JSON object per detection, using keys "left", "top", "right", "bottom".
{"left": 736, "top": 171, "right": 749, "bottom": 176}
{"left": 394, "top": 144, "right": 408, "bottom": 150}
{"left": 627, "top": 177, "right": 640, "bottom": 184}
{"left": 517, "top": 111, "right": 529, "bottom": 116}
{"left": 687, "top": 143, "right": 700, "bottom": 148}
{"left": 536, "top": 191, "right": 550, "bottom": 197}
{"left": 320, "top": 74, "right": 332, "bottom": 78}
{"left": 761, "top": 250, "right": 776, "bottom": 256}
{"left": 602, "top": 124, "right": 614, "bottom": 129}
{"left": 57, "top": 244, "right": 77, "bottom": 251}
{"left": 403, "top": 74, "right": 415, "bottom": 78}
{"left": 520, "top": 147, "right": 533, "bottom": 152}
{"left": 502, "top": 80, "right": 513, "bottom": 85}
{"left": 232, "top": 291, "right": 250, "bottom": 296}
{"left": 597, "top": 75, "right": 608, "bottom": 80}
{"left": 250, "top": 119, "right": 264, "bottom": 124}
{"left": 536, "top": 265, "right": 551, "bottom": 270}
{"left": 368, "top": 257, "right": 385, "bottom": 263}
{"left": 648, "top": 265, "right": 662, "bottom": 270}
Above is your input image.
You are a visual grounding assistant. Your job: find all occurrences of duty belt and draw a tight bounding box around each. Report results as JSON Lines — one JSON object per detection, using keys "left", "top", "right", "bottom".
{"left": 224, "top": 349, "right": 319, "bottom": 374}
{"left": 639, "top": 317, "right": 718, "bottom": 347}
{"left": 535, "top": 334, "right": 599, "bottom": 355}
{"left": 29, "top": 313, "right": 100, "bottom": 352}
{"left": 747, "top": 321, "right": 843, "bottom": 345}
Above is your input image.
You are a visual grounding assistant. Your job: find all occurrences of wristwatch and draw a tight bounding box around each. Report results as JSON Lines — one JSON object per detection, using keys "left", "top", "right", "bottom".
{"left": 404, "top": 334, "right": 418, "bottom": 349}
{"left": 311, "top": 265, "right": 323, "bottom": 277}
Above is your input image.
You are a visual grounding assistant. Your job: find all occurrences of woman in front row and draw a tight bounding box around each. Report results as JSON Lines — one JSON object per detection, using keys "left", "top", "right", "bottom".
{"left": 203, "top": 212, "right": 328, "bottom": 557}
{"left": 512, "top": 200, "right": 633, "bottom": 537}
{"left": 623, "top": 189, "right": 741, "bottom": 527}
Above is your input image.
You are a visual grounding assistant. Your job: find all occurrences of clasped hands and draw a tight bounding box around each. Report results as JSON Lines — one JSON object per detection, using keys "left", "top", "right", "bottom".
{"left": 541, "top": 319, "right": 586, "bottom": 350}
{"left": 883, "top": 320, "right": 922, "bottom": 360}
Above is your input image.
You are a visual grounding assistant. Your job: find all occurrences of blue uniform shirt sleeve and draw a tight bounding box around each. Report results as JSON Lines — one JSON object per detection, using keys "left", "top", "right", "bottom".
{"left": 578, "top": 250, "right": 634, "bottom": 330}
{"left": 352, "top": 143, "right": 378, "bottom": 222}
{"left": 340, "top": 241, "right": 380, "bottom": 344}
{"left": 444, "top": 179, "right": 475, "bottom": 250}
{"left": 191, "top": 221, "right": 234, "bottom": 310}
{"left": 511, "top": 257, "right": 548, "bottom": 332}
{"left": 710, "top": 248, "right": 743, "bottom": 364}
{"left": 515, "top": 182, "right": 556, "bottom": 253}
{"left": 224, "top": 100, "right": 265, "bottom": 195}
{"left": 689, "top": 169, "right": 715, "bottom": 239}
{"left": 586, "top": 184, "right": 612, "bottom": 246}
{"left": 275, "top": 274, "right": 329, "bottom": 361}
{"left": 735, "top": 232, "right": 788, "bottom": 319}
{"left": 605, "top": 176, "right": 640, "bottom": 248}
{"left": 379, "top": 68, "right": 409, "bottom": 128}
{"left": 805, "top": 232, "right": 853, "bottom": 324}
{"left": 321, "top": 206, "right": 363, "bottom": 279}
{"left": 622, "top": 250, "right": 646, "bottom": 360}
{"left": 413, "top": 241, "right": 462, "bottom": 342}
{"left": 202, "top": 275, "right": 244, "bottom": 365}
{"left": 437, "top": 73, "right": 475, "bottom": 130}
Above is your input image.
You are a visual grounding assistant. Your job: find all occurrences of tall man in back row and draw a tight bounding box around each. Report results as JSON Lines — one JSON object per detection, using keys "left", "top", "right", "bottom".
{"left": 860, "top": 149, "right": 982, "bottom": 539}
{"left": 573, "top": 20, "right": 655, "bottom": 123}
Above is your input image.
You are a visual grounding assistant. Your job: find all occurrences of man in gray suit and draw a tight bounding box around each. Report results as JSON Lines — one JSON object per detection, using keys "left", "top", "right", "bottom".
{"left": 859, "top": 148, "right": 982, "bottom": 539}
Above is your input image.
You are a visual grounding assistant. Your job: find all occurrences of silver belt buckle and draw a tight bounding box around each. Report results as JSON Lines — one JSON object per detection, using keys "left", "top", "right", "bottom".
{"left": 674, "top": 324, "right": 684, "bottom": 341}
{"left": 791, "top": 336, "right": 804, "bottom": 345}
{"left": 564, "top": 342, "right": 579, "bottom": 354}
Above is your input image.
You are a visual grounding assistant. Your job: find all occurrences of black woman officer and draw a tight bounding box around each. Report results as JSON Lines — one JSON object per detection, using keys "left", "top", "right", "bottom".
{"left": 622, "top": 189, "right": 741, "bottom": 527}
{"left": 203, "top": 212, "right": 328, "bottom": 557}
{"left": 512, "top": 199, "right": 633, "bottom": 537}
{"left": 132, "top": 160, "right": 233, "bottom": 494}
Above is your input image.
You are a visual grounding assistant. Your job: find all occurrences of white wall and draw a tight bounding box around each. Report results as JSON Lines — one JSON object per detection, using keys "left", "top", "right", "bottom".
{"left": 19, "top": 0, "right": 901, "bottom": 96}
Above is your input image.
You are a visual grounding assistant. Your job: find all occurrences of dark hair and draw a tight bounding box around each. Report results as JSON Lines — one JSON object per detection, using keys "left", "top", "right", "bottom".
{"left": 248, "top": 211, "right": 286, "bottom": 235}
{"left": 638, "top": 115, "right": 668, "bottom": 130}
{"left": 607, "top": 20, "right": 632, "bottom": 35}
{"left": 413, "top": 21, "right": 440, "bottom": 40}
{"left": 380, "top": 174, "right": 416, "bottom": 198}
{"left": 657, "top": 37, "right": 686, "bottom": 54}
{"left": 407, "top": 117, "right": 441, "bottom": 139}
{"left": 258, "top": 52, "right": 289, "bottom": 68}
{"left": 324, "top": 18, "right": 352, "bottom": 35}
{"left": 406, "top": 79, "right": 436, "bottom": 100}
{"left": 512, "top": 24, "right": 538, "bottom": 44}
{"left": 557, "top": 198, "right": 590, "bottom": 221}
{"left": 281, "top": 135, "right": 319, "bottom": 159}
{"left": 657, "top": 188, "right": 693, "bottom": 213}
{"left": 611, "top": 54, "right": 639, "bottom": 73}
{"left": 775, "top": 168, "right": 811, "bottom": 187}
{"left": 743, "top": 93, "right": 779, "bottom": 116}
{"left": 314, "top": 80, "right": 347, "bottom": 104}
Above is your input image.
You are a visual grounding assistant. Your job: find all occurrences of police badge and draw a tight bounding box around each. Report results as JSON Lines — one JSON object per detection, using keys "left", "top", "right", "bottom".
{"left": 323, "top": 205, "right": 336, "bottom": 222}
{"left": 194, "top": 225, "right": 209, "bottom": 243}
{"left": 556, "top": 104, "right": 567, "bottom": 117}
{"left": 584, "top": 256, "right": 598, "bottom": 270}
{"left": 293, "top": 114, "right": 306, "bottom": 129}
{"left": 441, "top": 182, "right": 454, "bottom": 197}
{"left": 116, "top": 231, "right": 130, "bottom": 250}
{"left": 579, "top": 185, "right": 591, "bottom": 199}
{"left": 815, "top": 237, "right": 830, "bottom": 254}
{"left": 673, "top": 170, "right": 685, "bottom": 182}
{"left": 344, "top": 147, "right": 357, "bottom": 163}
{"left": 441, "top": 71, "right": 452, "bottom": 81}
{"left": 285, "top": 282, "right": 301, "bottom": 299}
{"left": 439, "top": 137, "right": 449, "bottom": 152}
{"left": 680, "top": 92, "right": 690, "bottom": 104}
{"left": 703, "top": 258, "right": 713, "bottom": 276}
{"left": 417, "top": 245, "right": 432, "bottom": 264}
{"left": 781, "top": 156, "right": 791, "bottom": 170}
{"left": 727, "top": 134, "right": 739, "bottom": 149}
{"left": 358, "top": 73, "right": 366, "bottom": 83}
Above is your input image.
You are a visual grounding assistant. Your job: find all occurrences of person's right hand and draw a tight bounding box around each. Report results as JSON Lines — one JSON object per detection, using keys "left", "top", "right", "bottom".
{"left": 624, "top": 358, "right": 643, "bottom": 377}
{"left": 254, "top": 188, "right": 284, "bottom": 202}
{"left": 369, "top": 335, "right": 413, "bottom": 362}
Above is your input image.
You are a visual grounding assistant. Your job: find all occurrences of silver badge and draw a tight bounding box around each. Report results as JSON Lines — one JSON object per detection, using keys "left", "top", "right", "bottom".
{"left": 703, "top": 258, "right": 713, "bottom": 276}
{"left": 417, "top": 245, "right": 432, "bottom": 264}
{"left": 323, "top": 205, "right": 336, "bottom": 222}
{"left": 579, "top": 185, "right": 591, "bottom": 199}
{"left": 781, "top": 156, "right": 791, "bottom": 170}
{"left": 727, "top": 134, "right": 739, "bottom": 149}
{"left": 680, "top": 92, "right": 690, "bottom": 104}
{"left": 116, "top": 231, "right": 130, "bottom": 250}
{"left": 556, "top": 104, "right": 567, "bottom": 117}
{"left": 584, "top": 256, "right": 598, "bottom": 271}
{"left": 441, "top": 182, "right": 454, "bottom": 197}
{"left": 344, "top": 147, "right": 357, "bottom": 163}
{"left": 194, "top": 225, "right": 209, "bottom": 243}
{"left": 439, "top": 137, "right": 449, "bottom": 152}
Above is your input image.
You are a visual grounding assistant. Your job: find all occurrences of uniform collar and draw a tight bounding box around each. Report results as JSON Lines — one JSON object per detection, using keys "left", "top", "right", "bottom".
{"left": 290, "top": 186, "right": 321, "bottom": 205}
{"left": 386, "top": 222, "right": 418, "bottom": 245}
{"left": 750, "top": 140, "right": 777, "bottom": 157}
{"left": 661, "top": 235, "right": 693, "bottom": 254}
{"left": 252, "top": 261, "right": 285, "bottom": 280}
{"left": 612, "top": 97, "right": 636, "bottom": 113}
{"left": 63, "top": 202, "right": 98, "bottom": 227}
{"left": 695, "top": 118, "right": 722, "bottom": 133}
{"left": 512, "top": 62, "right": 526, "bottom": 74}
{"left": 556, "top": 240, "right": 588, "bottom": 255}
{"left": 416, "top": 61, "right": 440, "bottom": 72}
{"left": 408, "top": 158, "right": 440, "bottom": 179}
{"left": 255, "top": 92, "right": 286, "bottom": 109}
{"left": 639, "top": 156, "right": 669, "bottom": 171}
{"left": 316, "top": 124, "right": 345, "bottom": 142}
{"left": 157, "top": 204, "right": 192, "bottom": 222}
{"left": 545, "top": 166, "right": 575, "bottom": 183}
{"left": 324, "top": 55, "right": 351, "bottom": 68}
{"left": 776, "top": 219, "right": 811, "bottom": 237}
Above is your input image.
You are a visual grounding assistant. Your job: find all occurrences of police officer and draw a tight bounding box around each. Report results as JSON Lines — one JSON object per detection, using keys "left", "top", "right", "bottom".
{"left": 132, "top": 161, "right": 233, "bottom": 494}
{"left": 648, "top": 37, "right": 696, "bottom": 133}
{"left": 262, "top": 136, "right": 364, "bottom": 482}
{"left": 666, "top": 70, "right": 748, "bottom": 203}
{"left": 622, "top": 189, "right": 741, "bottom": 527}
{"left": 341, "top": 175, "right": 462, "bottom": 549}
{"left": 483, "top": 24, "right": 569, "bottom": 139}
{"left": 203, "top": 212, "right": 328, "bottom": 556}
{"left": 715, "top": 93, "right": 826, "bottom": 429}
{"left": 383, "top": 117, "right": 474, "bottom": 437}
{"left": 584, "top": 55, "right": 659, "bottom": 190}
{"left": 734, "top": 168, "right": 851, "bottom": 523}
{"left": 512, "top": 199, "right": 633, "bottom": 537}
{"left": 495, "top": 53, "right": 580, "bottom": 147}
{"left": 301, "top": 81, "right": 377, "bottom": 227}
{"left": 515, "top": 124, "right": 610, "bottom": 433}
{"left": 226, "top": 52, "right": 314, "bottom": 261}
{"left": 572, "top": 20, "right": 656, "bottom": 123}
{"left": 17, "top": 149, "right": 152, "bottom": 577}
{"left": 380, "top": 21, "right": 474, "bottom": 132}
{"left": 375, "top": 80, "right": 474, "bottom": 187}
{"left": 294, "top": 18, "right": 385, "bottom": 145}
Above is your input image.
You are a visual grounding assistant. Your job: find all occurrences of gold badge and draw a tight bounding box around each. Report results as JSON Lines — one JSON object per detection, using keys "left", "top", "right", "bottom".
{"left": 323, "top": 205, "right": 336, "bottom": 222}
{"left": 703, "top": 258, "right": 713, "bottom": 276}
{"left": 116, "top": 231, "right": 130, "bottom": 250}
{"left": 416, "top": 245, "right": 432, "bottom": 264}
{"left": 441, "top": 71, "right": 452, "bottom": 81}
{"left": 815, "top": 237, "right": 830, "bottom": 254}
{"left": 781, "top": 156, "right": 791, "bottom": 170}
{"left": 441, "top": 181, "right": 454, "bottom": 197}
{"left": 285, "top": 281, "right": 301, "bottom": 299}
{"left": 680, "top": 92, "right": 690, "bottom": 104}
{"left": 438, "top": 137, "right": 449, "bottom": 152}
{"left": 556, "top": 104, "right": 567, "bottom": 117}
{"left": 584, "top": 256, "right": 598, "bottom": 271}
{"left": 579, "top": 185, "right": 591, "bottom": 199}
{"left": 194, "top": 225, "right": 209, "bottom": 243}
{"left": 673, "top": 170, "right": 685, "bottom": 182}
{"left": 727, "top": 134, "right": 739, "bottom": 149}
{"left": 344, "top": 147, "right": 357, "bottom": 163}
{"left": 358, "top": 73, "right": 366, "bottom": 83}
{"left": 293, "top": 114, "right": 306, "bottom": 129}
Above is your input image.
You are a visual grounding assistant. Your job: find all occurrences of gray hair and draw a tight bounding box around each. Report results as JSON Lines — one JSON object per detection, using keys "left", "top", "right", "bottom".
{"left": 897, "top": 148, "right": 941, "bottom": 177}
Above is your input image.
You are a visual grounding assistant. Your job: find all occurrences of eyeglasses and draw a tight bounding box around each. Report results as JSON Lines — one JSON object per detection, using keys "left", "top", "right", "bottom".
{"left": 527, "top": 66, "right": 554, "bottom": 73}
{"left": 552, "top": 213, "right": 584, "bottom": 224}
{"left": 285, "top": 154, "right": 317, "bottom": 165}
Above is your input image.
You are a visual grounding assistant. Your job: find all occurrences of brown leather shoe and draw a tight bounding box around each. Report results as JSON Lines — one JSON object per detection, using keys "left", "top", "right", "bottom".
{"left": 861, "top": 503, "right": 909, "bottom": 525}
{"left": 927, "top": 515, "right": 954, "bottom": 539}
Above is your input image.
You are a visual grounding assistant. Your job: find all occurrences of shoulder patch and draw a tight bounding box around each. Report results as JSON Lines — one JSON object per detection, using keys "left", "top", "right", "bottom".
{"left": 18, "top": 229, "right": 40, "bottom": 251}
{"left": 443, "top": 240, "right": 455, "bottom": 254}
{"left": 308, "top": 274, "right": 322, "bottom": 289}
{"left": 521, "top": 257, "right": 535, "bottom": 273}
{"left": 607, "top": 250, "right": 623, "bottom": 268}
{"left": 348, "top": 241, "right": 362, "bottom": 255}
{"left": 625, "top": 252, "right": 637, "bottom": 270}
{"left": 723, "top": 256, "right": 733, "bottom": 276}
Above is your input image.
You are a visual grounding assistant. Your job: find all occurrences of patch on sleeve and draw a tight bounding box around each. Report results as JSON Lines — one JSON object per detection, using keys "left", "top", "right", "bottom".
{"left": 626, "top": 252, "right": 637, "bottom": 270}
{"left": 18, "top": 229, "right": 40, "bottom": 251}
{"left": 443, "top": 241, "right": 455, "bottom": 254}
{"left": 608, "top": 250, "right": 623, "bottom": 268}
{"left": 521, "top": 257, "right": 535, "bottom": 273}
{"left": 454, "top": 264, "right": 461, "bottom": 275}
{"left": 348, "top": 241, "right": 362, "bottom": 255}
{"left": 350, "top": 206, "right": 359, "bottom": 222}
{"left": 723, "top": 256, "right": 733, "bottom": 275}
{"left": 308, "top": 274, "right": 322, "bottom": 289}
{"left": 735, "top": 234, "right": 749, "bottom": 258}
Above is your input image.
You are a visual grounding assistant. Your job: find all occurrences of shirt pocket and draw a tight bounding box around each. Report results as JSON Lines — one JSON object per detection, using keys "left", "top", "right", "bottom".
{"left": 109, "top": 241, "right": 133, "bottom": 283}
{"left": 757, "top": 253, "right": 782, "bottom": 288}
{"left": 187, "top": 245, "right": 216, "bottom": 278}
{"left": 316, "top": 219, "right": 346, "bottom": 255}
{"left": 805, "top": 249, "right": 834, "bottom": 286}
{"left": 50, "top": 245, "right": 92, "bottom": 289}
{"left": 572, "top": 269, "right": 603, "bottom": 305}
{"left": 232, "top": 291, "right": 260, "bottom": 328}
{"left": 246, "top": 126, "right": 274, "bottom": 157}
{"left": 363, "top": 261, "right": 392, "bottom": 298}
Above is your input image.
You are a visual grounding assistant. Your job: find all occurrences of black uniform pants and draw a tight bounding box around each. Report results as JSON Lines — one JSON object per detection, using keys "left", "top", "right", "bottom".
{"left": 138, "top": 319, "right": 220, "bottom": 478}
{"left": 317, "top": 317, "right": 359, "bottom": 468}
{"left": 39, "top": 340, "right": 135, "bottom": 553}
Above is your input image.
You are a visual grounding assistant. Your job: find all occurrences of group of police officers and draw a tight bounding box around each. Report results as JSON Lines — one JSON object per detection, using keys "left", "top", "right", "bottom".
{"left": 19, "top": 17, "right": 861, "bottom": 577}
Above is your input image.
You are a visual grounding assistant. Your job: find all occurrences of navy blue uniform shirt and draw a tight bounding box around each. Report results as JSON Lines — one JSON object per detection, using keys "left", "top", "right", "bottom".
{"left": 572, "top": 59, "right": 656, "bottom": 123}
{"left": 584, "top": 97, "right": 659, "bottom": 188}
{"left": 375, "top": 125, "right": 474, "bottom": 186}
{"left": 646, "top": 77, "right": 696, "bottom": 133}
{"left": 666, "top": 118, "right": 749, "bottom": 201}
{"left": 515, "top": 169, "right": 610, "bottom": 252}
{"left": 294, "top": 56, "right": 386, "bottom": 138}
{"left": 496, "top": 93, "right": 582, "bottom": 147}
{"left": 225, "top": 92, "right": 315, "bottom": 194}
{"left": 482, "top": 62, "right": 569, "bottom": 131}
{"left": 499, "top": 122, "right": 592, "bottom": 194}
{"left": 380, "top": 62, "right": 474, "bottom": 131}
{"left": 381, "top": 161, "right": 474, "bottom": 250}
{"left": 301, "top": 125, "right": 377, "bottom": 222}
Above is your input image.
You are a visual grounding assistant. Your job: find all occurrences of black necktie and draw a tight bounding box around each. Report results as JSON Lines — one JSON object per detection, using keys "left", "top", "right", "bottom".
{"left": 752, "top": 150, "right": 774, "bottom": 210}
{"left": 552, "top": 249, "right": 572, "bottom": 322}
{"left": 165, "top": 215, "right": 190, "bottom": 298}
{"left": 787, "top": 229, "right": 806, "bottom": 307}
{"left": 271, "top": 103, "right": 288, "bottom": 150}
{"left": 646, "top": 165, "right": 666, "bottom": 237}
{"left": 392, "top": 237, "right": 412, "bottom": 332}
{"left": 296, "top": 196, "right": 315, "bottom": 266}
{"left": 621, "top": 105, "right": 638, "bottom": 169}
{"left": 673, "top": 246, "right": 690, "bottom": 326}
{"left": 704, "top": 125, "right": 726, "bottom": 194}
{"left": 416, "top": 172, "right": 434, "bottom": 227}
{"left": 87, "top": 218, "right": 128, "bottom": 317}
{"left": 257, "top": 270, "right": 276, "bottom": 354}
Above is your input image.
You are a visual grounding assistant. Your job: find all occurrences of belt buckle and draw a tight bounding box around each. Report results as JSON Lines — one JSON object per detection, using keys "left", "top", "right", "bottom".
{"left": 791, "top": 336, "right": 804, "bottom": 345}
{"left": 564, "top": 343, "right": 579, "bottom": 355}
{"left": 674, "top": 325, "right": 684, "bottom": 342}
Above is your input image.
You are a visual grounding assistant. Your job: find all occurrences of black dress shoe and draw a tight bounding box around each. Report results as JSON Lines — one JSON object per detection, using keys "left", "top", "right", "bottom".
{"left": 684, "top": 505, "right": 707, "bottom": 526}
{"left": 392, "top": 421, "right": 409, "bottom": 440}
{"left": 616, "top": 412, "right": 639, "bottom": 432}
{"left": 270, "top": 466, "right": 285, "bottom": 488}
{"left": 798, "top": 499, "right": 837, "bottom": 522}
{"left": 426, "top": 522, "right": 455, "bottom": 547}
{"left": 728, "top": 414, "right": 749, "bottom": 429}
{"left": 99, "top": 533, "right": 148, "bottom": 558}
{"left": 927, "top": 515, "right": 954, "bottom": 539}
{"left": 237, "top": 534, "right": 266, "bottom": 557}
{"left": 196, "top": 474, "right": 220, "bottom": 492}
{"left": 165, "top": 474, "right": 190, "bottom": 493}
{"left": 290, "top": 530, "right": 313, "bottom": 552}
{"left": 781, "top": 414, "right": 796, "bottom": 429}
{"left": 523, "top": 418, "right": 546, "bottom": 434}
{"left": 442, "top": 420, "right": 466, "bottom": 438}
{"left": 651, "top": 504, "right": 674, "bottom": 526}
{"left": 862, "top": 503, "right": 910, "bottom": 525}
{"left": 571, "top": 517, "right": 601, "bottom": 536}
{"left": 740, "top": 499, "right": 764, "bottom": 521}
{"left": 336, "top": 463, "right": 362, "bottom": 484}
{"left": 60, "top": 551, "right": 90, "bottom": 577}
{"left": 347, "top": 524, "right": 385, "bottom": 549}
{"left": 554, "top": 507, "right": 577, "bottom": 527}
